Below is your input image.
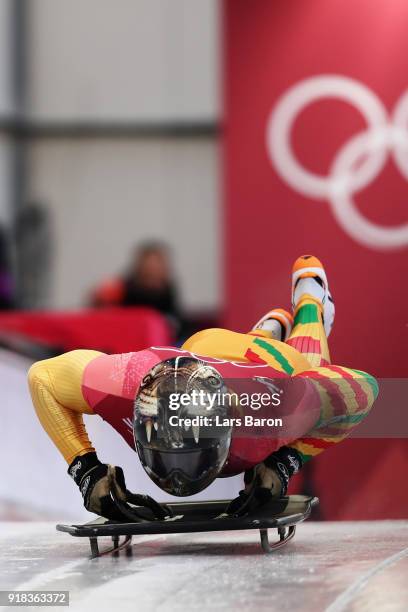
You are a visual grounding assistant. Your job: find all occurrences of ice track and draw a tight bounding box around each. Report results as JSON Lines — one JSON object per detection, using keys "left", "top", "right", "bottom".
{"left": 0, "top": 521, "right": 407, "bottom": 611}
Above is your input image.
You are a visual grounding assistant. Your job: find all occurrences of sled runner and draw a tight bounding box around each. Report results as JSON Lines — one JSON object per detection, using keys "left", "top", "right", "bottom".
{"left": 57, "top": 493, "right": 318, "bottom": 558}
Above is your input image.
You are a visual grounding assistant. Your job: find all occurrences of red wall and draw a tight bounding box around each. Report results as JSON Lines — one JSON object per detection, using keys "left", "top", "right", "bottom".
{"left": 223, "top": 0, "right": 408, "bottom": 518}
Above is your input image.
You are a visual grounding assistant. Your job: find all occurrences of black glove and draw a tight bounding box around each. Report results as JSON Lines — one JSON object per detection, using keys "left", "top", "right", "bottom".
{"left": 226, "top": 447, "right": 303, "bottom": 516}
{"left": 68, "top": 452, "right": 128, "bottom": 520}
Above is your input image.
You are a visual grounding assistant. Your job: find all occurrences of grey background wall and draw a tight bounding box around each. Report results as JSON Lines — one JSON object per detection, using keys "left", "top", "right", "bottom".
{"left": 0, "top": 0, "right": 221, "bottom": 311}
{"left": 0, "top": 0, "right": 13, "bottom": 226}
{"left": 28, "top": 138, "right": 220, "bottom": 310}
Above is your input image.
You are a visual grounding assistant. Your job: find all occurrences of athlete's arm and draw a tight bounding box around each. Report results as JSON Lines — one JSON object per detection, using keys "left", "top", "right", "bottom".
{"left": 28, "top": 350, "right": 129, "bottom": 519}
{"left": 28, "top": 350, "right": 101, "bottom": 464}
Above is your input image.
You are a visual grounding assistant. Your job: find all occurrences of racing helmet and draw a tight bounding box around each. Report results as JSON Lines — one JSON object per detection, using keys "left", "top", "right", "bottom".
{"left": 133, "top": 356, "right": 232, "bottom": 496}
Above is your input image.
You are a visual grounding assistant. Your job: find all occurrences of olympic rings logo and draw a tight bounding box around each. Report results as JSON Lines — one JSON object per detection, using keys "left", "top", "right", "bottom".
{"left": 266, "top": 75, "right": 408, "bottom": 250}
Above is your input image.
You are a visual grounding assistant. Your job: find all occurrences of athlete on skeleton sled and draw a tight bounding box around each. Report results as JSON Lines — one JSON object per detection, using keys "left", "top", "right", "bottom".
{"left": 28, "top": 256, "right": 378, "bottom": 519}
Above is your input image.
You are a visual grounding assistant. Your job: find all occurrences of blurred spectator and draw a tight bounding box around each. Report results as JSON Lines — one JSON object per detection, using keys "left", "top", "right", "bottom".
{"left": 92, "top": 241, "right": 183, "bottom": 335}
{"left": 0, "top": 225, "right": 14, "bottom": 310}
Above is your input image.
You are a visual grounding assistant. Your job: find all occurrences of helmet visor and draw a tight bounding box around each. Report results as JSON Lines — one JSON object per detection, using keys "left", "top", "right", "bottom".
{"left": 137, "top": 441, "right": 230, "bottom": 496}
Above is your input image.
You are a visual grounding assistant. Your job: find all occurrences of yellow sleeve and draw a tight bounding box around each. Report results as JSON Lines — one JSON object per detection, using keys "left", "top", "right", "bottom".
{"left": 28, "top": 349, "right": 103, "bottom": 464}
{"left": 182, "top": 328, "right": 310, "bottom": 375}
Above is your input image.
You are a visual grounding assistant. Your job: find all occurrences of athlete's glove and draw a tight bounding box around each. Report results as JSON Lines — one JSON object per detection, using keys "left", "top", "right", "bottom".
{"left": 226, "top": 446, "right": 302, "bottom": 516}
{"left": 68, "top": 452, "right": 128, "bottom": 520}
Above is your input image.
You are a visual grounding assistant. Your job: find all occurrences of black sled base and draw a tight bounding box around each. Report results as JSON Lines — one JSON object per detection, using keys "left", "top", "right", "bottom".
{"left": 57, "top": 495, "right": 318, "bottom": 558}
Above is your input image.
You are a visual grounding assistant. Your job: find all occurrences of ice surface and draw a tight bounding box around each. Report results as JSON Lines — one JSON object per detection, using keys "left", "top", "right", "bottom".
{"left": 0, "top": 521, "right": 407, "bottom": 612}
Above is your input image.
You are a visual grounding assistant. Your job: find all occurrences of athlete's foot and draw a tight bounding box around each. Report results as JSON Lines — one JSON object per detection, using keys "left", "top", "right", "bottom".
{"left": 252, "top": 308, "right": 293, "bottom": 341}
{"left": 292, "top": 255, "right": 335, "bottom": 336}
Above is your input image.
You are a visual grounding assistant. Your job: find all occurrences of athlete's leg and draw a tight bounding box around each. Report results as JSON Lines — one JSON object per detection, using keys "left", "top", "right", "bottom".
{"left": 288, "top": 365, "right": 378, "bottom": 463}
{"left": 182, "top": 327, "right": 310, "bottom": 374}
{"left": 283, "top": 256, "right": 376, "bottom": 465}
{"left": 242, "top": 255, "right": 376, "bottom": 498}
{"left": 250, "top": 308, "right": 293, "bottom": 342}
{"left": 287, "top": 297, "right": 330, "bottom": 367}
{"left": 28, "top": 350, "right": 102, "bottom": 463}
{"left": 292, "top": 254, "right": 335, "bottom": 337}
{"left": 286, "top": 255, "right": 332, "bottom": 366}
{"left": 237, "top": 363, "right": 378, "bottom": 503}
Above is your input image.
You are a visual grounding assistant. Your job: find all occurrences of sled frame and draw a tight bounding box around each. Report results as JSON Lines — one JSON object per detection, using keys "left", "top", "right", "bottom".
{"left": 57, "top": 495, "right": 318, "bottom": 558}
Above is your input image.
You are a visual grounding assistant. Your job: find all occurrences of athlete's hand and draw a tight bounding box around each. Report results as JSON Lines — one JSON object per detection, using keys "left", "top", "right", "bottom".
{"left": 68, "top": 453, "right": 128, "bottom": 520}
{"left": 226, "top": 447, "right": 302, "bottom": 516}
{"left": 247, "top": 461, "right": 287, "bottom": 495}
{"left": 226, "top": 463, "right": 284, "bottom": 516}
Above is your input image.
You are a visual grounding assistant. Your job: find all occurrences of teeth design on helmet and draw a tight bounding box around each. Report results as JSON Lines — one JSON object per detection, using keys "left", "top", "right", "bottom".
{"left": 145, "top": 419, "right": 152, "bottom": 443}
{"left": 192, "top": 424, "right": 200, "bottom": 444}
{"left": 137, "top": 392, "right": 159, "bottom": 417}
{"left": 153, "top": 421, "right": 158, "bottom": 431}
